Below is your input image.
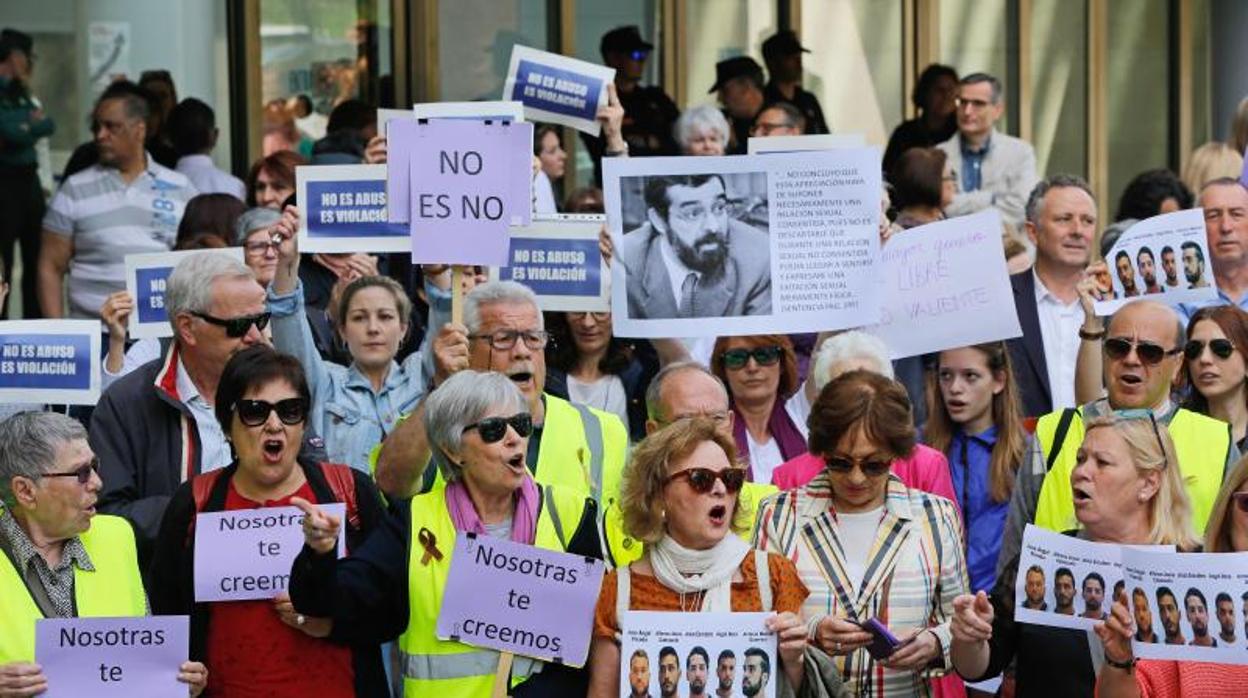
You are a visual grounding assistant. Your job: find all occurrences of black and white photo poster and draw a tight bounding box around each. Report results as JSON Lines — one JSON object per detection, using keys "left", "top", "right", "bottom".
{"left": 619, "top": 611, "right": 777, "bottom": 698}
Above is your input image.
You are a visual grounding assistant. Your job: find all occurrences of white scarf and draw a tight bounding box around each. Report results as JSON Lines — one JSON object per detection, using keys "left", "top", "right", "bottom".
{"left": 649, "top": 533, "right": 751, "bottom": 612}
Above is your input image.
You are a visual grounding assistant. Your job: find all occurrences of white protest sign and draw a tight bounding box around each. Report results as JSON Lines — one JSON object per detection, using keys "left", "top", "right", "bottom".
{"left": 0, "top": 320, "right": 101, "bottom": 405}
{"left": 620, "top": 611, "right": 778, "bottom": 698}
{"left": 124, "top": 249, "right": 245, "bottom": 340}
{"left": 748, "top": 133, "right": 867, "bottom": 153}
{"left": 866, "top": 209, "right": 1021, "bottom": 358}
{"left": 1094, "top": 209, "right": 1215, "bottom": 315}
{"left": 36, "top": 616, "right": 188, "bottom": 697}
{"left": 502, "top": 45, "right": 615, "bottom": 135}
{"left": 487, "top": 214, "right": 610, "bottom": 312}
{"left": 436, "top": 532, "right": 605, "bottom": 667}
{"left": 193, "top": 503, "right": 345, "bottom": 602}
{"left": 296, "top": 164, "right": 410, "bottom": 253}
{"left": 603, "top": 150, "right": 882, "bottom": 338}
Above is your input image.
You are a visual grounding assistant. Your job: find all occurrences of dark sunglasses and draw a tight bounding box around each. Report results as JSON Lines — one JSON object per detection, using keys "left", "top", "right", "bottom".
{"left": 1232, "top": 492, "right": 1248, "bottom": 513}
{"left": 721, "top": 346, "right": 783, "bottom": 370}
{"left": 1112, "top": 409, "right": 1169, "bottom": 470}
{"left": 1103, "top": 337, "right": 1182, "bottom": 366}
{"left": 463, "top": 413, "right": 533, "bottom": 443}
{"left": 42, "top": 457, "right": 100, "bottom": 485}
{"left": 235, "top": 398, "right": 309, "bottom": 427}
{"left": 1184, "top": 338, "right": 1237, "bottom": 361}
{"left": 824, "top": 455, "right": 892, "bottom": 477}
{"left": 193, "top": 311, "right": 271, "bottom": 338}
{"left": 665, "top": 467, "right": 746, "bottom": 494}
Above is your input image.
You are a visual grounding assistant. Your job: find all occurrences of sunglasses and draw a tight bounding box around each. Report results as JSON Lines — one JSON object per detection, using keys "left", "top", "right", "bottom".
{"left": 1103, "top": 337, "right": 1182, "bottom": 366}
{"left": 824, "top": 454, "right": 892, "bottom": 477}
{"left": 42, "top": 457, "right": 100, "bottom": 485}
{"left": 463, "top": 413, "right": 533, "bottom": 443}
{"left": 1112, "top": 408, "right": 1169, "bottom": 470}
{"left": 721, "top": 346, "right": 783, "bottom": 370}
{"left": 1232, "top": 492, "right": 1248, "bottom": 514}
{"left": 192, "top": 311, "right": 271, "bottom": 338}
{"left": 1184, "top": 338, "right": 1237, "bottom": 361}
{"left": 665, "top": 467, "right": 746, "bottom": 494}
{"left": 234, "top": 398, "right": 309, "bottom": 427}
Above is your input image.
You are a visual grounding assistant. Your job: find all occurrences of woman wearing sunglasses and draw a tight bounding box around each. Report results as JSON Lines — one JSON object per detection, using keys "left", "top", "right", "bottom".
{"left": 951, "top": 413, "right": 1198, "bottom": 697}
{"left": 1181, "top": 305, "right": 1248, "bottom": 451}
{"left": 754, "top": 370, "right": 969, "bottom": 698}
{"left": 149, "top": 346, "right": 387, "bottom": 697}
{"left": 588, "top": 417, "right": 827, "bottom": 697}
{"left": 288, "top": 370, "right": 601, "bottom": 697}
{"left": 711, "top": 334, "right": 807, "bottom": 485}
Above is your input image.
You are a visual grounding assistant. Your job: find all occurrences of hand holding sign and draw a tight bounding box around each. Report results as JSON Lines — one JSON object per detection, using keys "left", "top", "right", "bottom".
{"left": 0, "top": 661, "right": 46, "bottom": 696}
{"left": 1093, "top": 600, "right": 1135, "bottom": 667}
{"left": 291, "top": 496, "right": 341, "bottom": 555}
{"left": 598, "top": 83, "right": 626, "bottom": 154}
{"left": 178, "top": 661, "right": 208, "bottom": 696}
{"left": 767, "top": 611, "right": 808, "bottom": 687}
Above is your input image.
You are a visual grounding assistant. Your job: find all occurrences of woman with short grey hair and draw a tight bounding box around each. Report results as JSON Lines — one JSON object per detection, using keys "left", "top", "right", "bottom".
{"left": 234, "top": 206, "right": 284, "bottom": 287}
{"left": 675, "top": 105, "right": 730, "bottom": 156}
{"left": 423, "top": 369, "right": 529, "bottom": 483}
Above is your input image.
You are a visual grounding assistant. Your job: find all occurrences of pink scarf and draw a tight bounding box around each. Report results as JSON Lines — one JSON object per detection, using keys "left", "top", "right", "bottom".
{"left": 445, "top": 475, "right": 541, "bottom": 544}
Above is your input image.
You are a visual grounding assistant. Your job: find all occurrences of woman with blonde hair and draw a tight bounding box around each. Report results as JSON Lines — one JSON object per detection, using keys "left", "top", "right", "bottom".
{"left": 1182, "top": 141, "right": 1245, "bottom": 194}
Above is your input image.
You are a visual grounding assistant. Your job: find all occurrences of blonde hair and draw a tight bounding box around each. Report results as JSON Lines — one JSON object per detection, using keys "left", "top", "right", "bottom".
{"left": 620, "top": 417, "right": 750, "bottom": 544}
{"left": 1083, "top": 415, "right": 1199, "bottom": 550}
{"left": 1203, "top": 456, "right": 1248, "bottom": 553}
{"left": 1182, "top": 141, "right": 1245, "bottom": 194}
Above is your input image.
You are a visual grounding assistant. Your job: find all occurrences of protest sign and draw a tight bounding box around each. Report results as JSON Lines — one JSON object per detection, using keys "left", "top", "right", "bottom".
{"left": 502, "top": 45, "right": 615, "bottom": 135}
{"left": 1094, "top": 209, "right": 1216, "bottom": 315}
{"left": 866, "top": 210, "right": 1021, "bottom": 358}
{"left": 1123, "top": 548, "right": 1248, "bottom": 664}
{"left": 487, "top": 214, "right": 609, "bottom": 312}
{"left": 296, "top": 164, "right": 409, "bottom": 253}
{"left": 193, "top": 503, "right": 345, "bottom": 602}
{"left": 603, "top": 149, "right": 882, "bottom": 338}
{"left": 124, "top": 249, "right": 245, "bottom": 339}
{"left": 407, "top": 119, "right": 534, "bottom": 265}
{"left": 748, "top": 133, "right": 867, "bottom": 153}
{"left": 619, "top": 611, "right": 777, "bottom": 698}
{"left": 35, "top": 615, "right": 189, "bottom": 697}
{"left": 0, "top": 320, "right": 100, "bottom": 405}
{"left": 412, "top": 101, "right": 525, "bottom": 122}
{"left": 436, "top": 531, "right": 605, "bottom": 667}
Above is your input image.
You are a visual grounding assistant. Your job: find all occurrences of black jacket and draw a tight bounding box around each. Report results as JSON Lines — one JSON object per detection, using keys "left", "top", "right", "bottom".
{"left": 1005, "top": 271, "right": 1055, "bottom": 418}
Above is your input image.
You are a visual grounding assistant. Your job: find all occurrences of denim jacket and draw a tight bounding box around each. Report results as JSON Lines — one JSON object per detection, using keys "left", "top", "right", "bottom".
{"left": 268, "top": 279, "right": 450, "bottom": 472}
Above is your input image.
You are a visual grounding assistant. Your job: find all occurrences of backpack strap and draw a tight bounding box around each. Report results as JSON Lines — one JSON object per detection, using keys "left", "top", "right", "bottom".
{"left": 614, "top": 563, "right": 632, "bottom": 641}
{"left": 754, "top": 550, "right": 772, "bottom": 612}
{"left": 1045, "top": 408, "right": 1079, "bottom": 471}
{"left": 319, "top": 463, "right": 361, "bottom": 532}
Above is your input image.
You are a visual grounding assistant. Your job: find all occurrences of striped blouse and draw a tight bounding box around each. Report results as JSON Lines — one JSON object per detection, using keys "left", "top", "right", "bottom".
{"left": 753, "top": 471, "right": 969, "bottom": 697}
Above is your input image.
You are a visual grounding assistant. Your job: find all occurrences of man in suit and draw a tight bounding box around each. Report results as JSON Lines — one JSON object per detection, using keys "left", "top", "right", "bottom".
{"left": 620, "top": 174, "right": 771, "bottom": 319}
{"left": 1006, "top": 174, "right": 1099, "bottom": 417}
{"left": 937, "top": 72, "right": 1038, "bottom": 228}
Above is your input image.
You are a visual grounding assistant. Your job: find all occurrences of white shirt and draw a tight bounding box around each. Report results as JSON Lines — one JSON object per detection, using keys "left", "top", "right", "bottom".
{"left": 101, "top": 337, "right": 161, "bottom": 392}
{"left": 533, "top": 170, "right": 558, "bottom": 214}
{"left": 834, "top": 506, "right": 885, "bottom": 592}
{"left": 567, "top": 374, "right": 630, "bottom": 437}
{"left": 746, "top": 432, "right": 784, "bottom": 486}
{"left": 175, "top": 357, "right": 232, "bottom": 472}
{"left": 658, "top": 236, "right": 700, "bottom": 314}
{"left": 175, "top": 155, "right": 246, "bottom": 201}
{"left": 1033, "top": 269, "right": 1085, "bottom": 410}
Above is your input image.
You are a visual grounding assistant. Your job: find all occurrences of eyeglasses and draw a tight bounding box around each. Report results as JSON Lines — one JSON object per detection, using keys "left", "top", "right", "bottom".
{"left": 463, "top": 413, "right": 533, "bottom": 443}
{"left": 657, "top": 410, "right": 731, "bottom": 427}
{"left": 1103, "top": 337, "right": 1182, "bottom": 366}
{"left": 955, "top": 97, "right": 992, "bottom": 110}
{"left": 1113, "top": 408, "right": 1169, "bottom": 469}
{"left": 720, "top": 346, "right": 783, "bottom": 370}
{"left": 192, "top": 311, "right": 271, "bottom": 338}
{"left": 665, "top": 467, "right": 746, "bottom": 494}
{"left": 669, "top": 200, "right": 730, "bottom": 224}
{"left": 234, "top": 398, "right": 309, "bottom": 427}
{"left": 1184, "top": 338, "right": 1237, "bottom": 361}
{"left": 567, "top": 312, "right": 610, "bottom": 322}
{"left": 1231, "top": 492, "right": 1248, "bottom": 514}
{"left": 42, "top": 457, "right": 100, "bottom": 485}
{"left": 244, "top": 236, "right": 283, "bottom": 255}
{"left": 824, "top": 454, "right": 892, "bottom": 477}
{"left": 468, "top": 330, "right": 549, "bottom": 351}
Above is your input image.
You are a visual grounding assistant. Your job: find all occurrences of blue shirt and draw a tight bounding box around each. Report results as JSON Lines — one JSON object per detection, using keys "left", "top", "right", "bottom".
{"left": 1175, "top": 288, "right": 1248, "bottom": 324}
{"left": 959, "top": 135, "right": 990, "bottom": 193}
{"left": 948, "top": 425, "right": 1009, "bottom": 593}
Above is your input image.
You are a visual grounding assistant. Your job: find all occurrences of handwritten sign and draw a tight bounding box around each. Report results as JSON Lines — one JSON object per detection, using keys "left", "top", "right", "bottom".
{"left": 0, "top": 320, "right": 100, "bottom": 405}
{"left": 296, "top": 164, "right": 409, "bottom": 253}
{"left": 488, "top": 214, "right": 609, "bottom": 312}
{"left": 35, "top": 616, "right": 188, "bottom": 697}
{"left": 1095, "top": 209, "right": 1217, "bottom": 315}
{"left": 503, "top": 45, "right": 615, "bottom": 135}
{"left": 193, "top": 503, "right": 345, "bottom": 602}
{"left": 123, "top": 250, "right": 245, "bottom": 339}
{"left": 620, "top": 611, "right": 777, "bottom": 698}
{"left": 436, "top": 532, "right": 605, "bottom": 667}
{"left": 866, "top": 210, "right": 1021, "bottom": 359}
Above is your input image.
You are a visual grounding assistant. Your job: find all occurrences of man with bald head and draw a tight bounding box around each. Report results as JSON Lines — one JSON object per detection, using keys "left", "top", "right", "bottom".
{"left": 1177, "top": 178, "right": 1248, "bottom": 321}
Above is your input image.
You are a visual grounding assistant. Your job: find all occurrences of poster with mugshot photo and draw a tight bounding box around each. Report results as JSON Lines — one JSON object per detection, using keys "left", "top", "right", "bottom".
{"left": 602, "top": 149, "right": 881, "bottom": 339}
{"left": 1014, "top": 526, "right": 1174, "bottom": 631}
{"left": 619, "top": 611, "right": 777, "bottom": 698}
{"left": 1123, "top": 548, "right": 1248, "bottom": 665}
{"left": 1094, "top": 209, "right": 1217, "bottom": 316}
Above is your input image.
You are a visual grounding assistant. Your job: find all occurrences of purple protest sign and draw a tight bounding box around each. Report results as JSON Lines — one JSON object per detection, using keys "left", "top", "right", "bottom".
{"left": 386, "top": 118, "right": 417, "bottom": 223}
{"left": 193, "top": 503, "right": 345, "bottom": 602}
{"left": 35, "top": 616, "right": 189, "bottom": 697}
{"left": 436, "top": 531, "right": 605, "bottom": 667}
{"left": 408, "top": 119, "right": 531, "bottom": 265}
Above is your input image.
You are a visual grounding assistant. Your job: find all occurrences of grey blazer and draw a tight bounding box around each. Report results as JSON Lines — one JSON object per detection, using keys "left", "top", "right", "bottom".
{"left": 937, "top": 128, "right": 1039, "bottom": 228}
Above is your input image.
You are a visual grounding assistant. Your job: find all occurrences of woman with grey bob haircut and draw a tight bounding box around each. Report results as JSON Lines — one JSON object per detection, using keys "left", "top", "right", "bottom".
{"left": 0, "top": 411, "right": 88, "bottom": 506}
{"left": 423, "top": 369, "right": 528, "bottom": 482}
{"left": 674, "top": 104, "right": 730, "bottom": 156}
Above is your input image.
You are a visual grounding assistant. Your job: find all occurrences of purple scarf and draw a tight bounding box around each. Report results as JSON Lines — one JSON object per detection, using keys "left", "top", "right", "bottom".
{"left": 732, "top": 399, "right": 807, "bottom": 481}
{"left": 445, "top": 474, "right": 541, "bottom": 544}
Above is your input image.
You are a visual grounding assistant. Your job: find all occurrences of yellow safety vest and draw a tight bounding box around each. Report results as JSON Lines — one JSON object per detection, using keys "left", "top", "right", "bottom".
{"left": 1033, "top": 407, "right": 1230, "bottom": 535}
{"left": 397, "top": 482, "right": 591, "bottom": 697}
{"left": 0, "top": 514, "right": 148, "bottom": 663}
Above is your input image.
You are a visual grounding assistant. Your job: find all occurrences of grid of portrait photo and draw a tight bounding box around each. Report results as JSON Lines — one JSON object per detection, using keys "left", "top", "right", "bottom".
{"left": 619, "top": 611, "right": 777, "bottom": 698}
{"left": 1124, "top": 549, "right": 1248, "bottom": 664}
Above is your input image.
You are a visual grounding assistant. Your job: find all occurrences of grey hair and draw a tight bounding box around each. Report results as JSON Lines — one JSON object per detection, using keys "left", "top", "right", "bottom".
{"left": 674, "top": 105, "right": 730, "bottom": 152}
{"left": 811, "top": 332, "right": 894, "bottom": 392}
{"left": 165, "top": 251, "right": 256, "bottom": 331}
{"left": 463, "top": 281, "right": 542, "bottom": 334}
{"left": 422, "top": 370, "right": 527, "bottom": 482}
{"left": 0, "top": 411, "right": 89, "bottom": 508}
{"left": 960, "top": 72, "right": 1003, "bottom": 104}
{"left": 1024, "top": 173, "right": 1096, "bottom": 225}
{"left": 233, "top": 207, "right": 282, "bottom": 246}
{"left": 644, "top": 360, "right": 730, "bottom": 422}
